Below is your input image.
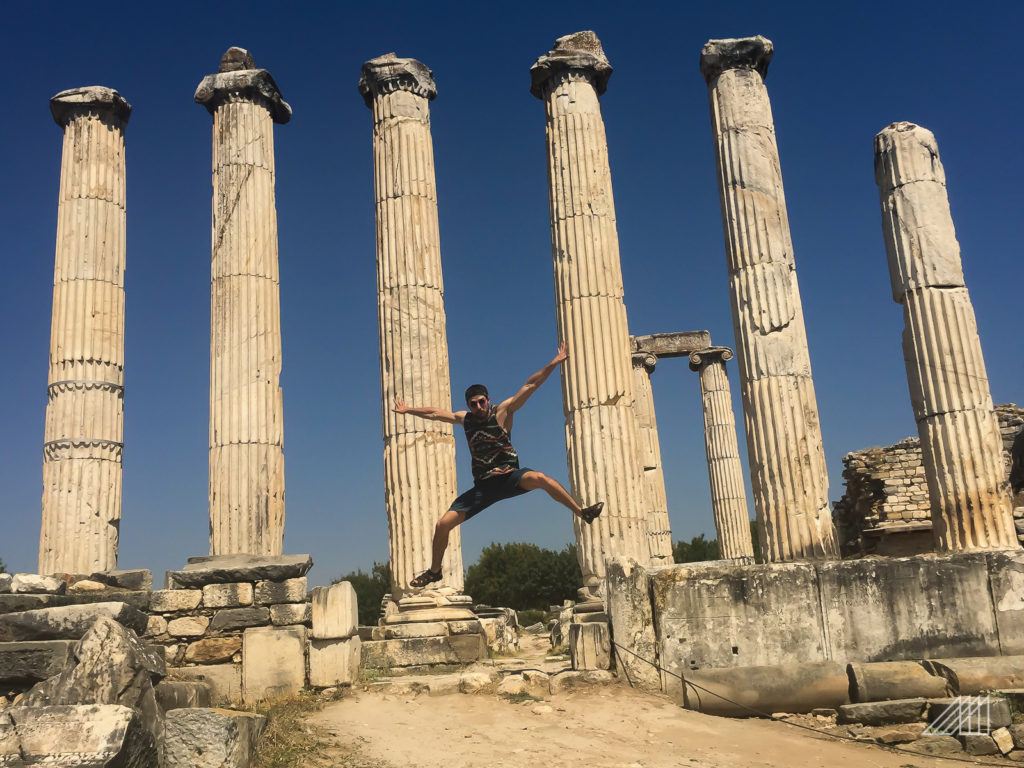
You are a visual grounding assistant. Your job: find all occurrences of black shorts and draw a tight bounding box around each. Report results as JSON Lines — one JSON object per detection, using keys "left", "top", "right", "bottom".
{"left": 450, "top": 467, "right": 533, "bottom": 521}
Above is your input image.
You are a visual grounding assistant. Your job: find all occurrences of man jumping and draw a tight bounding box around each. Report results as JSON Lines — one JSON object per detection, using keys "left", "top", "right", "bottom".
{"left": 393, "top": 342, "right": 604, "bottom": 589}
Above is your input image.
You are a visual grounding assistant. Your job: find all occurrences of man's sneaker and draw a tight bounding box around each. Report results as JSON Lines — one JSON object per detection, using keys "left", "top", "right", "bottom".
{"left": 410, "top": 568, "right": 443, "bottom": 589}
{"left": 580, "top": 502, "right": 604, "bottom": 524}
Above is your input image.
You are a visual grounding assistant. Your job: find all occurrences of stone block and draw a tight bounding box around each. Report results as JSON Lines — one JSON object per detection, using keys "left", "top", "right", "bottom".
{"left": 928, "top": 696, "right": 1012, "bottom": 731}
{"left": 962, "top": 734, "right": 999, "bottom": 755}
{"left": 838, "top": 698, "right": 927, "bottom": 725}
{"left": 360, "top": 634, "right": 486, "bottom": 669}
{"left": 164, "top": 707, "right": 266, "bottom": 768}
{"left": 384, "top": 621, "right": 448, "bottom": 639}
{"left": 210, "top": 607, "right": 270, "bottom": 633}
{"left": 0, "top": 575, "right": 10, "bottom": 594}
{"left": 497, "top": 675, "right": 525, "bottom": 695}
{"left": 569, "top": 622, "right": 611, "bottom": 671}
{"left": 68, "top": 579, "right": 107, "bottom": 593}
{"left": 270, "top": 603, "right": 311, "bottom": 626}
{"left": 155, "top": 680, "right": 212, "bottom": 711}
{"left": 167, "top": 664, "right": 242, "bottom": 706}
{"left": 168, "top": 616, "right": 210, "bottom": 638}
{"left": 242, "top": 626, "right": 307, "bottom": 703}
{"left": 448, "top": 620, "right": 483, "bottom": 635}
{"left": 255, "top": 577, "right": 307, "bottom": 605}
{"left": 145, "top": 615, "right": 168, "bottom": 637}
{"left": 996, "top": 728, "right": 1017, "bottom": 754}
{"left": 311, "top": 582, "right": 358, "bottom": 639}
{"left": 202, "top": 582, "right": 253, "bottom": 608}
{"left": 522, "top": 670, "right": 551, "bottom": 698}
{"left": 151, "top": 589, "right": 203, "bottom": 613}
{"left": 987, "top": 551, "right": 1024, "bottom": 654}
{"left": 0, "top": 594, "right": 72, "bottom": 614}
{"left": 185, "top": 637, "right": 242, "bottom": 664}
{"left": 905, "top": 735, "right": 964, "bottom": 755}
{"left": 11, "top": 574, "right": 65, "bottom": 594}
{"left": 0, "top": 602, "right": 148, "bottom": 641}
{"left": 459, "top": 671, "right": 495, "bottom": 693}
{"left": 0, "top": 704, "right": 157, "bottom": 766}
{"left": 308, "top": 637, "right": 361, "bottom": 687}
{"left": 548, "top": 670, "right": 615, "bottom": 695}
{"left": 89, "top": 569, "right": 153, "bottom": 591}
{"left": 874, "top": 723, "right": 927, "bottom": 744}
{"left": 171, "top": 554, "right": 312, "bottom": 587}
{"left": 0, "top": 640, "right": 75, "bottom": 683}
{"left": 1011, "top": 723, "right": 1024, "bottom": 749}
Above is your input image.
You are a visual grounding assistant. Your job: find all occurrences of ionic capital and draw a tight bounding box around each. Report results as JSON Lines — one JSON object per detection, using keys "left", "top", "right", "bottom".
{"left": 689, "top": 346, "right": 734, "bottom": 371}
{"left": 359, "top": 53, "right": 437, "bottom": 107}
{"left": 50, "top": 86, "right": 131, "bottom": 128}
{"left": 530, "top": 30, "right": 612, "bottom": 99}
{"left": 632, "top": 352, "right": 658, "bottom": 374}
{"left": 194, "top": 47, "right": 291, "bottom": 124}
{"left": 699, "top": 36, "right": 773, "bottom": 85}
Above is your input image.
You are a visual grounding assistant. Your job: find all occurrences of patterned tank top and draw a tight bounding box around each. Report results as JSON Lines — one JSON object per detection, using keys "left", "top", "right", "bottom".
{"left": 463, "top": 406, "right": 520, "bottom": 481}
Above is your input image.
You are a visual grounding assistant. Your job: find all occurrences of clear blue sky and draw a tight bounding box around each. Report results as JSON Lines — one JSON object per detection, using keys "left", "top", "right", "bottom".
{"left": 1, "top": 2, "right": 1021, "bottom": 586}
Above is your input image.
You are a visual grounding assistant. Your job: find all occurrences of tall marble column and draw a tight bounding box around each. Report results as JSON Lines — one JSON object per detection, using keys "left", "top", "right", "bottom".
{"left": 630, "top": 353, "right": 673, "bottom": 563}
{"left": 359, "top": 54, "right": 464, "bottom": 595}
{"left": 688, "top": 347, "right": 755, "bottom": 561}
{"left": 874, "top": 122, "right": 1015, "bottom": 551}
{"left": 700, "top": 36, "right": 837, "bottom": 561}
{"left": 532, "top": 31, "right": 650, "bottom": 594}
{"left": 39, "top": 87, "right": 131, "bottom": 574}
{"left": 195, "top": 47, "right": 290, "bottom": 556}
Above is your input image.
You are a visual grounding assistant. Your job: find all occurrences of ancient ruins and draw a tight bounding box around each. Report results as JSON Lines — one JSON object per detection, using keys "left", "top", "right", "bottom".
{"left": 2, "top": 28, "right": 1023, "bottom": 767}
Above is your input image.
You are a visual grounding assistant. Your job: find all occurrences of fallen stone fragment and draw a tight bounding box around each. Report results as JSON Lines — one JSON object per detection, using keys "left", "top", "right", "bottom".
{"left": 11, "top": 574, "right": 65, "bottom": 595}
{"left": 522, "top": 670, "right": 550, "bottom": 698}
{"left": 185, "top": 637, "right": 242, "bottom": 664}
{"left": 0, "top": 640, "right": 75, "bottom": 684}
{"left": 873, "top": 723, "right": 926, "bottom": 744}
{"left": 498, "top": 675, "right": 526, "bottom": 696}
{"left": 848, "top": 661, "right": 949, "bottom": 702}
{"left": 311, "top": 582, "right": 359, "bottom": 640}
{"left": 167, "top": 664, "right": 242, "bottom": 706}
{"left": 164, "top": 707, "right": 266, "bottom": 768}
{"left": 89, "top": 569, "right": 152, "bottom": 591}
{"left": 928, "top": 696, "right": 1011, "bottom": 731}
{"left": 837, "top": 698, "right": 927, "bottom": 726}
{"left": 459, "top": 671, "right": 495, "bottom": 693}
{"left": 549, "top": 670, "right": 614, "bottom": 695}
{"left": 170, "top": 554, "right": 312, "bottom": 587}
{"left": 1010, "top": 723, "right": 1024, "bottom": 748}
{"left": 155, "top": 680, "right": 212, "bottom": 711}
{"left": 0, "top": 602, "right": 147, "bottom": 641}
{"left": 0, "top": 575, "right": 11, "bottom": 594}
{"left": 995, "top": 727, "right": 1016, "bottom": 755}
{"left": 68, "top": 579, "right": 108, "bottom": 593}
{"left": 255, "top": 577, "right": 307, "bottom": 605}
{"left": 904, "top": 735, "right": 964, "bottom": 755}
{"left": 961, "top": 733, "right": 999, "bottom": 755}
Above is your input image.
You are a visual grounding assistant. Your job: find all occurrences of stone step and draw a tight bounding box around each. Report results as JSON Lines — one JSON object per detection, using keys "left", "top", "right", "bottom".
{"left": 170, "top": 554, "right": 312, "bottom": 588}
{"left": 0, "top": 590, "right": 150, "bottom": 616}
{"left": 361, "top": 634, "right": 486, "bottom": 669}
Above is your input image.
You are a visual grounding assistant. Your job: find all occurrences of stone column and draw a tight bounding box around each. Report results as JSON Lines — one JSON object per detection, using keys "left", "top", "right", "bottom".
{"left": 630, "top": 353, "right": 673, "bottom": 563}
{"left": 700, "top": 36, "right": 837, "bottom": 561}
{"left": 39, "top": 87, "right": 131, "bottom": 575}
{"left": 532, "top": 31, "right": 651, "bottom": 595}
{"left": 359, "top": 54, "right": 464, "bottom": 595}
{"left": 874, "top": 122, "right": 1015, "bottom": 551}
{"left": 195, "top": 48, "right": 291, "bottom": 556}
{"left": 688, "top": 347, "right": 755, "bottom": 561}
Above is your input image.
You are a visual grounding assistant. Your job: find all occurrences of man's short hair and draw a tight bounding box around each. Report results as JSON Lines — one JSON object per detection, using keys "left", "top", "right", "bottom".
{"left": 464, "top": 384, "right": 489, "bottom": 403}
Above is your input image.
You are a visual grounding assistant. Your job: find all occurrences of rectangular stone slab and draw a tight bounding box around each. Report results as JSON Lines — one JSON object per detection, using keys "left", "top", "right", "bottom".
{"left": 0, "top": 640, "right": 75, "bottom": 683}
{"left": 164, "top": 708, "right": 266, "bottom": 768}
{"left": 308, "top": 637, "right": 361, "bottom": 687}
{"left": 242, "top": 626, "right": 307, "bottom": 703}
{"left": 0, "top": 590, "right": 149, "bottom": 616}
{"left": 167, "top": 664, "right": 242, "bottom": 706}
{"left": 361, "top": 634, "right": 486, "bottom": 669}
{"left": 171, "top": 554, "right": 312, "bottom": 587}
{"left": 0, "top": 602, "right": 148, "bottom": 641}
{"left": 155, "top": 680, "right": 213, "bottom": 712}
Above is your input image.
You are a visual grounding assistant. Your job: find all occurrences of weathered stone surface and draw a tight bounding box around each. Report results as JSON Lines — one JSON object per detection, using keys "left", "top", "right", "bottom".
{"left": 384, "top": 621, "right": 448, "bottom": 639}
{"left": 164, "top": 707, "right": 266, "bottom": 768}
{"left": 497, "top": 675, "right": 526, "bottom": 696}
{"left": 255, "top": 577, "right": 306, "bottom": 605}
{"left": 185, "top": 637, "right": 242, "bottom": 664}
{"left": 0, "top": 590, "right": 152, "bottom": 614}
{"left": 0, "top": 575, "right": 10, "bottom": 594}
{"left": 848, "top": 661, "right": 949, "bottom": 702}
{"left": 210, "top": 607, "right": 270, "bottom": 633}
{"left": 962, "top": 734, "right": 999, "bottom": 755}
{"left": 155, "top": 680, "right": 212, "bottom": 712}
{"left": 874, "top": 723, "right": 927, "bottom": 744}
{"left": 168, "top": 616, "right": 210, "bottom": 638}
{"left": 385, "top": 606, "right": 476, "bottom": 624}
{"left": 270, "top": 603, "right": 311, "bottom": 626}
{"left": 683, "top": 663, "right": 849, "bottom": 716}
{"left": 995, "top": 727, "right": 1016, "bottom": 754}
{"left": 0, "top": 641, "right": 75, "bottom": 683}
{"left": 522, "top": 670, "right": 551, "bottom": 699}
{"left": 548, "top": 670, "right": 615, "bottom": 695}
{"left": 89, "top": 569, "right": 152, "bottom": 591}
{"left": 68, "top": 579, "right": 107, "bottom": 593}
{"left": 928, "top": 696, "right": 1012, "bottom": 731}
{"left": 0, "top": 602, "right": 147, "bottom": 641}
{"left": 630, "top": 352, "right": 673, "bottom": 561}
{"left": 203, "top": 582, "right": 254, "bottom": 609}
{"left": 151, "top": 589, "right": 203, "bottom": 613}
{"left": 459, "top": 671, "right": 495, "bottom": 693}
{"left": 167, "top": 665, "right": 241, "bottom": 706}
{"left": 145, "top": 615, "right": 168, "bottom": 637}
{"left": 604, "top": 557, "right": 659, "bottom": 692}
{"left": 905, "top": 735, "right": 963, "bottom": 755}
{"left": 172, "top": 555, "right": 312, "bottom": 587}
{"left": 11, "top": 574, "right": 65, "bottom": 595}
{"left": 447, "top": 620, "right": 482, "bottom": 636}
{"left": 0, "top": 704, "right": 156, "bottom": 766}
{"left": 361, "top": 635, "right": 485, "bottom": 669}
{"left": 311, "top": 582, "right": 358, "bottom": 639}
{"left": 837, "top": 699, "right": 927, "bottom": 726}
{"left": 924, "top": 655, "right": 1024, "bottom": 695}
{"left": 569, "top": 622, "right": 610, "bottom": 671}
{"left": 242, "top": 626, "right": 306, "bottom": 703}
{"left": 987, "top": 550, "right": 1024, "bottom": 654}
{"left": 308, "top": 637, "right": 361, "bottom": 688}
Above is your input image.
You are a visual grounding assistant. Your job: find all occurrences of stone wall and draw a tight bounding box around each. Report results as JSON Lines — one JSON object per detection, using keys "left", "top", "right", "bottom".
{"left": 833, "top": 404, "right": 1024, "bottom": 555}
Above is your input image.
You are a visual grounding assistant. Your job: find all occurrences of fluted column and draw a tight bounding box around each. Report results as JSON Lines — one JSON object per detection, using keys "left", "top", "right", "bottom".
{"left": 360, "top": 54, "right": 463, "bottom": 595}
{"left": 630, "top": 353, "right": 673, "bottom": 563}
{"left": 195, "top": 47, "right": 290, "bottom": 556}
{"left": 689, "top": 347, "right": 755, "bottom": 561}
{"left": 874, "top": 122, "right": 1015, "bottom": 551}
{"left": 700, "top": 36, "right": 837, "bottom": 561}
{"left": 39, "top": 87, "right": 131, "bottom": 574}
{"left": 532, "top": 31, "right": 650, "bottom": 594}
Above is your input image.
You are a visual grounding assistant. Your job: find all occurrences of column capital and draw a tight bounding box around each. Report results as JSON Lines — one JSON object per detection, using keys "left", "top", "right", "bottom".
{"left": 359, "top": 53, "right": 436, "bottom": 107}
{"left": 194, "top": 47, "right": 291, "bottom": 124}
{"left": 689, "top": 346, "right": 734, "bottom": 371}
{"left": 530, "top": 30, "right": 612, "bottom": 99}
{"left": 700, "top": 36, "right": 773, "bottom": 85}
{"left": 50, "top": 86, "right": 131, "bottom": 128}
{"left": 632, "top": 352, "right": 658, "bottom": 373}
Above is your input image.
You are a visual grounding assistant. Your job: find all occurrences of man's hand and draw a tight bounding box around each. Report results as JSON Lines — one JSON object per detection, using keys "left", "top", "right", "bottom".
{"left": 393, "top": 399, "right": 410, "bottom": 414}
{"left": 552, "top": 341, "right": 568, "bottom": 365}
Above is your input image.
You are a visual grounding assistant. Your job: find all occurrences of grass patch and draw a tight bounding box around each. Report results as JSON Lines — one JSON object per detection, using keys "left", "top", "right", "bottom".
{"left": 500, "top": 691, "right": 542, "bottom": 704}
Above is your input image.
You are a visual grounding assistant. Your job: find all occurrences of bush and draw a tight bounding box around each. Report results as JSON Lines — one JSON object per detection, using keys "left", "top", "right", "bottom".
{"left": 516, "top": 608, "right": 547, "bottom": 627}
{"left": 672, "top": 533, "right": 719, "bottom": 563}
{"left": 464, "top": 542, "right": 580, "bottom": 611}
{"left": 334, "top": 562, "right": 390, "bottom": 626}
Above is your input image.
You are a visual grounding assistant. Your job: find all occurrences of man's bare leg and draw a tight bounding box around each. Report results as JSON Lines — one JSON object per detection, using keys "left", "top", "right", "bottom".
{"left": 428, "top": 508, "right": 466, "bottom": 573}
{"left": 518, "top": 471, "right": 583, "bottom": 517}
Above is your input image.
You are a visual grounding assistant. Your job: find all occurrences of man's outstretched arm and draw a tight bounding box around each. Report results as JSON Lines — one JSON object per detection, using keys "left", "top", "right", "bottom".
{"left": 393, "top": 399, "right": 466, "bottom": 424}
{"left": 500, "top": 342, "right": 569, "bottom": 415}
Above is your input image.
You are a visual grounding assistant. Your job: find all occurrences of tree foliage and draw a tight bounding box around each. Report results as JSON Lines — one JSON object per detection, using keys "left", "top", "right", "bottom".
{"left": 334, "top": 561, "right": 390, "bottom": 626}
{"left": 0, "top": 558, "right": 5, "bottom": 574}
{"left": 464, "top": 542, "right": 580, "bottom": 611}
{"left": 672, "top": 533, "right": 719, "bottom": 563}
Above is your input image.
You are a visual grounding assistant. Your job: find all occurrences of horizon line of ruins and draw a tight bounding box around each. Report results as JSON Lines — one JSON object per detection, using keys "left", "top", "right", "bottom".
{"left": 35, "top": 31, "right": 1018, "bottom": 598}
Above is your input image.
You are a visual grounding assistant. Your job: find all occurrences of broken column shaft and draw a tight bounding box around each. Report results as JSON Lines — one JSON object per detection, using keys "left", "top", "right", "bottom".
{"left": 700, "top": 36, "right": 837, "bottom": 561}
{"left": 631, "top": 354, "right": 673, "bottom": 563}
{"left": 532, "top": 31, "right": 651, "bottom": 593}
{"left": 689, "top": 347, "right": 755, "bottom": 561}
{"left": 195, "top": 47, "right": 290, "bottom": 555}
{"left": 874, "top": 122, "right": 1015, "bottom": 551}
{"left": 39, "top": 87, "right": 131, "bottom": 574}
{"left": 360, "top": 54, "right": 464, "bottom": 594}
